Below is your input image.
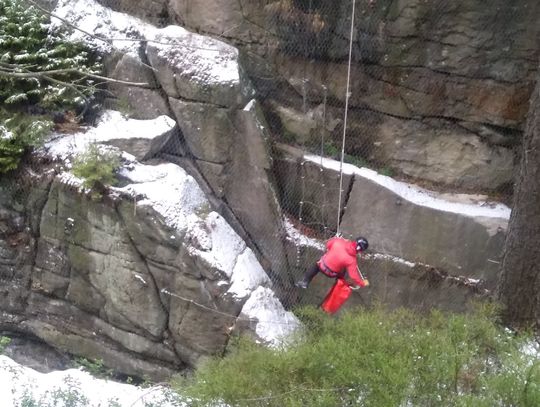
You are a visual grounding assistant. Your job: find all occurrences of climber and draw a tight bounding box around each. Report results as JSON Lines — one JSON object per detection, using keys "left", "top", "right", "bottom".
{"left": 295, "top": 236, "right": 369, "bottom": 289}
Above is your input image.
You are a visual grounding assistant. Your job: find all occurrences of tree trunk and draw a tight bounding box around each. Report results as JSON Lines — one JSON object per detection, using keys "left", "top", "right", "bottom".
{"left": 497, "top": 76, "right": 540, "bottom": 328}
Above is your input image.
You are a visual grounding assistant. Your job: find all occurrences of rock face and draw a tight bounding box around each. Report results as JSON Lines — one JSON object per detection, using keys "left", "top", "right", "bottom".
{"left": 53, "top": 0, "right": 293, "bottom": 298}
{"left": 2, "top": 0, "right": 534, "bottom": 380}
{"left": 276, "top": 145, "right": 509, "bottom": 295}
{"left": 0, "top": 113, "right": 299, "bottom": 381}
{"left": 97, "top": 0, "right": 539, "bottom": 191}
{"left": 339, "top": 167, "right": 508, "bottom": 289}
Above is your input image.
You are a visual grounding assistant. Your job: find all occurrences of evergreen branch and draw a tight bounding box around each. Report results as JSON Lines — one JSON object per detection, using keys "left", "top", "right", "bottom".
{"left": 41, "top": 73, "right": 90, "bottom": 116}
{"left": 0, "top": 67, "right": 152, "bottom": 88}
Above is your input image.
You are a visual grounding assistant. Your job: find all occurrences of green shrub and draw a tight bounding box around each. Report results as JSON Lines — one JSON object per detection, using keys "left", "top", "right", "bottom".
{"left": 0, "top": 111, "right": 52, "bottom": 173}
{"left": 0, "top": 335, "right": 11, "bottom": 353}
{"left": 175, "top": 304, "right": 540, "bottom": 407}
{"left": 73, "top": 357, "right": 114, "bottom": 379}
{"left": 380, "top": 166, "right": 394, "bottom": 177}
{"left": 71, "top": 144, "right": 121, "bottom": 198}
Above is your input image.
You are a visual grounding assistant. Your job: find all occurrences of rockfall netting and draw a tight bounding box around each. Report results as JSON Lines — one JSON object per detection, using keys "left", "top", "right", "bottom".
{"left": 3, "top": 0, "right": 539, "bottom": 314}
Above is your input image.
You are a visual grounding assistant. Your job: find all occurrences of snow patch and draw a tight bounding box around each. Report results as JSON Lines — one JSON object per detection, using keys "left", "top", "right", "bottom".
{"left": 304, "top": 154, "right": 511, "bottom": 219}
{"left": 117, "top": 162, "right": 207, "bottom": 235}
{"left": 521, "top": 341, "right": 540, "bottom": 359}
{"left": 229, "top": 249, "right": 271, "bottom": 299}
{"left": 240, "top": 287, "right": 300, "bottom": 347}
{"left": 152, "top": 25, "right": 241, "bottom": 87}
{"left": 51, "top": 0, "right": 155, "bottom": 55}
{"left": 186, "top": 212, "right": 270, "bottom": 299}
{"left": 0, "top": 125, "right": 14, "bottom": 140}
{"left": 365, "top": 252, "right": 416, "bottom": 268}
{"left": 0, "top": 355, "right": 186, "bottom": 407}
{"left": 243, "top": 99, "right": 256, "bottom": 111}
{"left": 52, "top": 0, "right": 243, "bottom": 89}
{"left": 284, "top": 217, "right": 325, "bottom": 250}
{"left": 186, "top": 212, "right": 246, "bottom": 277}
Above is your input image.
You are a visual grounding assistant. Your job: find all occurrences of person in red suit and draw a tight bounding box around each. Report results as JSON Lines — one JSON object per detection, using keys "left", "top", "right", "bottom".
{"left": 295, "top": 236, "right": 369, "bottom": 289}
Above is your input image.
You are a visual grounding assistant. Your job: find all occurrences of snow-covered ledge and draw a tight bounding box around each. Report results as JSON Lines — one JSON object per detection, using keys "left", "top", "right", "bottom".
{"left": 304, "top": 155, "right": 511, "bottom": 220}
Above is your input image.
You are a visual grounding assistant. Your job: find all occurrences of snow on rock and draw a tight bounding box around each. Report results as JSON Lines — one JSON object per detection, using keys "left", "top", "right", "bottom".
{"left": 151, "top": 25, "right": 242, "bottom": 88}
{"left": 304, "top": 155, "right": 511, "bottom": 219}
{"left": 44, "top": 108, "right": 295, "bottom": 343}
{"left": 52, "top": 0, "right": 241, "bottom": 86}
{"left": 230, "top": 248, "right": 271, "bottom": 299}
{"left": 240, "top": 287, "right": 300, "bottom": 347}
{"left": 184, "top": 212, "right": 271, "bottom": 299}
{"left": 118, "top": 162, "right": 207, "bottom": 234}
{"left": 187, "top": 212, "right": 247, "bottom": 276}
{"left": 117, "top": 163, "right": 273, "bottom": 301}
{"left": 0, "top": 355, "right": 186, "bottom": 407}
{"left": 51, "top": 0, "right": 155, "bottom": 55}
{"left": 284, "top": 217, "right": 325, "bottom": 250}
{"left": 366, "top": 253, "right": 416, "bottom": 268}
{"left": 44, "top": 110, "right": 175, "bottom": 162}
{"left": 51, "top": 0, "right": 254, "bottom": 107}
{"left": 116, "top": 163, "right": 271, "bottom": 299}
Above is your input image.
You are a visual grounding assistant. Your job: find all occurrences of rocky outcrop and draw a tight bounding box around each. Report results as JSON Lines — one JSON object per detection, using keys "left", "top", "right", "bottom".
{"left": 53, "top": 0, "right": 293, "bottom": 297}
{"left": 94, "top": 0, "right": 539, "bottom": 191}
{"left": 3, "top": 0, "right": 532, "bottom": 379}
{"left": 0, "top": 113, "right": 299, "bottom": 381}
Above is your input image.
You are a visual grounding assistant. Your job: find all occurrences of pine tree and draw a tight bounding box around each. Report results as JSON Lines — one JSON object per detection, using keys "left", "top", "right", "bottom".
{"left": 0, "top": 0, "right": 101, "bottom": 173}
{"left": 0, "top": 0, "right": 100, "bottom": 110}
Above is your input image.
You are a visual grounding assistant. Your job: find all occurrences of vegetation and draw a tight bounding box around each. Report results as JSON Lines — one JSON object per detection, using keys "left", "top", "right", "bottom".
{"left": 73, "top": 357, "right": 114, "bottom": 379}
{"left": 71, "top": 144, "right": 121, "bottom": 198}
{"left": 176, "top": 305, "right": 540, "bottom": 407}
{"left": 0, "top": 335, "right": 11, "bottom": 353}
{"left": 0, "top": 0, "right": 100, "bottom": 110}
{"left": 0, "top": 112, "right": 52, "bottom": 172}
{"left": 0, "top": 0, "right": 101, "bottom": 174}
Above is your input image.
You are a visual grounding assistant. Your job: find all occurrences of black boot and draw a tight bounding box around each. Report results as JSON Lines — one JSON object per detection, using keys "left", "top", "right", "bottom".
{"left": 295, "top": 278, "right": 309, "bottom": 289}
{"left": 296, "top": 263, "right": 319, "bottom": 289}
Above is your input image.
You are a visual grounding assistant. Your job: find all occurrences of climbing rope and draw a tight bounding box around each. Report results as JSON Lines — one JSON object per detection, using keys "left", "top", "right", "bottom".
{"left": 319, "top": 86, "right": 330, "bottom": 238}
{"left": 335, "top": 0, "right": 357, "bottom": 236}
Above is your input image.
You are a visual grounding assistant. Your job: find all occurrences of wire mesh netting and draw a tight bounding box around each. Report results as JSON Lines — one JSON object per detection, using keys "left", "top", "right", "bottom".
{"left": 2, "top": 0, "right": 539, "bottom": 315}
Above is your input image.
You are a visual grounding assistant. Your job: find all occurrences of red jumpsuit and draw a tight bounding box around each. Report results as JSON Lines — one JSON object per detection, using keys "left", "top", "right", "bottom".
{"left": 318, "top": 237, "right": 368, "bottom": 287}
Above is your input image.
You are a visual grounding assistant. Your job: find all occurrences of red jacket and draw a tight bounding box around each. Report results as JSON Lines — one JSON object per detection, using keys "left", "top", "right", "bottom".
{"left": 318, "top": 237, "right": 367, "bottom": 287}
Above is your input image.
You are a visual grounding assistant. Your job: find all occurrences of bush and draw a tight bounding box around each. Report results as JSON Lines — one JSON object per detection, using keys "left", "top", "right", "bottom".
{"left": 175, "top": 305, "right": 540, "bottom": 407}
{"left": 71, "top": 144, "right": 121, "bottom": 198}
{"left": 0, "top": 336, "right": 11, "bottom": 354}
{"left": 73, "top": 357, "right": 114, "bottom": 379}
{"left": 0, "top": 111, "right": 52, "bottom": 173}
